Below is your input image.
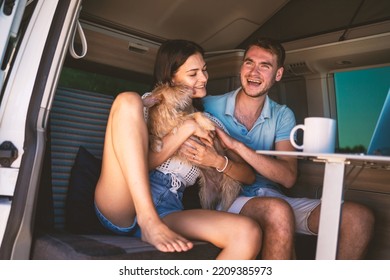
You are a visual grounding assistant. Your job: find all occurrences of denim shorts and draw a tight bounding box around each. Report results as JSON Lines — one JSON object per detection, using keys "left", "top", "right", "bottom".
{"left": 149, "top": 170, "right": 185, "bottom": 218}
{"left": 95, "top": 170, "right": 185, "bottom": 237}
{"left": 95, "top": 203, "right": 141, "bottom": 237}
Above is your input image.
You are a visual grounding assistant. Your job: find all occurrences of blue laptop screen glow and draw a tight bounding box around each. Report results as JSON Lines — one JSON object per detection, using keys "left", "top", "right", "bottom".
{"left": 367, "top": 88, "right": 390, "bottom": 156}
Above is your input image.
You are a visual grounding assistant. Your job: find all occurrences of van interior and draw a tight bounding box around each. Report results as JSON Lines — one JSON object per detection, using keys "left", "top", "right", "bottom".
{"left": 1, "top": 0, "right": 390, "bottom": 260}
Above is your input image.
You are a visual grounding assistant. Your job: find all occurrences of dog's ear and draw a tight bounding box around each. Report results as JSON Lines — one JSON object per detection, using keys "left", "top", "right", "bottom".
{"left": 142, "top": 94, "right": 162, "bottom": 108}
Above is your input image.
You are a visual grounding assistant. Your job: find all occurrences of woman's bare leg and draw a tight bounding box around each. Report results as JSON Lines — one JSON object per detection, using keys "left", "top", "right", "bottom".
{"left": 163, "top": 209, "right": 262, "bottom": 259}
{"left": 95, "top": 92, "right": 192, "bottom": 252}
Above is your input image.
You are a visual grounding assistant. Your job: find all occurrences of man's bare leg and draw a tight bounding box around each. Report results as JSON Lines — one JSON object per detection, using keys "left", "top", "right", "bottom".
{"left": 240, "top": 197, "right": 295, "bottom": 259}
{"left": 308, "top": 202, "right": 374, "bottom": 259}
{"left": 95, "top": 92, "right": 192, "bottom": 252}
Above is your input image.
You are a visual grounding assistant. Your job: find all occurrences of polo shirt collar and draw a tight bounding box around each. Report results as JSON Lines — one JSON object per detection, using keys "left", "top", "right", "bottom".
{"left": 225, "top": 88, "right": 240, "bottom": 117}
{"left": 225, "top": 87, "right": 272, "bottom": 121}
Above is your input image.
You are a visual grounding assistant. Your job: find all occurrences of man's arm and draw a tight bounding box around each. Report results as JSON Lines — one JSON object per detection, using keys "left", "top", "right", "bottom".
{"left": 216, "top": 128, "right": 297, "bottom": 188}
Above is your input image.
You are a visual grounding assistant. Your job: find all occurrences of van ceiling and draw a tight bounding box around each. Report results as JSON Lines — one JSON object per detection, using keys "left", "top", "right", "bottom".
{"left": 241, "top": 0, "right": 390, "bottom": 47}
{"left": 81, "top": 0, "right": 390, "bottom": 52}
{"left": 76, "top": 0, "right": 390, "bottom": 77}
{"left": 80, "top": 0, "right": 289, "bottom": 51}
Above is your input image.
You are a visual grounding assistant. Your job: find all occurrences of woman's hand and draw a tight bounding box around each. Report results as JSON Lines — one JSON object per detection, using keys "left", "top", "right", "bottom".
{"left": 179, "top": 138, "right": 223, "bottom": 168}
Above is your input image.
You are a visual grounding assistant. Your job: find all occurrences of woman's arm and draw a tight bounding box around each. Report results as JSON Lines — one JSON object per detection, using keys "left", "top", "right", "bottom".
{"left": 148, "top": 119, "right": 214, "bottom": 170}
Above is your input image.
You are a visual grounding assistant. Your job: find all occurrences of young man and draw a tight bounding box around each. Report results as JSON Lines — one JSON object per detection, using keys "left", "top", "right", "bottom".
{"left": 203, "top": 37, "right": 375, "bottom": 259}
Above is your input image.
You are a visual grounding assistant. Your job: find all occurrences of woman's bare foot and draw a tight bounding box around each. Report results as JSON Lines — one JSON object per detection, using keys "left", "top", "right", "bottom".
{"left": 139, "top": 217, "right": 193, "bottom": 252}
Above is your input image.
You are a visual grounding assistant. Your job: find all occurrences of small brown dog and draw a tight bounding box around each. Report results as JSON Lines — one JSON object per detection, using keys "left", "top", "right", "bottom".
{"left": 144, "top": 83, "right": 241, "bottom": 211}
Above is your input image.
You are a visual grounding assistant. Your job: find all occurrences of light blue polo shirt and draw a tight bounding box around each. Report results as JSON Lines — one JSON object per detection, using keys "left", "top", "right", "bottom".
{"left": 203, "top": 88, "right": 296, "bottom": 193}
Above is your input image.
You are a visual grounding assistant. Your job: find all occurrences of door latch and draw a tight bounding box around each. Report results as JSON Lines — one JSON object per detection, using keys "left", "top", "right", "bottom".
{"left": 3, "top": 0, "right": 16, "bottom": 16}
{"left": 0, "top": 141, "right": 18, "bottom": 167}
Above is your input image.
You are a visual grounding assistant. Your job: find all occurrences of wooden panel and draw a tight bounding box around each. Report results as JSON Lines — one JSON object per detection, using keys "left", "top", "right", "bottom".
{"left": 76, "top": 27, "right": 158, "bottom": 75}
{"left": 344, "top": 164, "right": 390, "bottom": 194}
{"left": 286, "top": 160, "right": 325, "bottom": 198}
{"left": 290, "top": 160, "right": 390, "bottom": 196}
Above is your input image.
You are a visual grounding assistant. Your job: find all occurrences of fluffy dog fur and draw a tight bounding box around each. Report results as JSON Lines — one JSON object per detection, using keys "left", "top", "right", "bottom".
{"left": 145, "top": 83, "right": 241, "bottom": 211}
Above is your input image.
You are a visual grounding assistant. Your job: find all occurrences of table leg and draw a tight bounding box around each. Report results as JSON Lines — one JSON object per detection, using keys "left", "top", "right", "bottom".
{"left": 315, "top": 160, "right": 345, "bottom": 260}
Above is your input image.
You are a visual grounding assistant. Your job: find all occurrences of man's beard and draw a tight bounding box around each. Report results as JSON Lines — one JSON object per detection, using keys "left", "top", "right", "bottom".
{"left": 241, "top": 84, "right": 270, "bottom": 98}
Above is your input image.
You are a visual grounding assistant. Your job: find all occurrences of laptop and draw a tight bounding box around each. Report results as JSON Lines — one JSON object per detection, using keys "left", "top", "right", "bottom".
{"left": 366, "top": 88, "right": 390, "bottom": 156}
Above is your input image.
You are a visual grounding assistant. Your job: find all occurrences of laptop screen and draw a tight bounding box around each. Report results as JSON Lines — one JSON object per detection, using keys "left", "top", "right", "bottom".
{"left": 367, "top": 88, "right": 390, "bottom": 156}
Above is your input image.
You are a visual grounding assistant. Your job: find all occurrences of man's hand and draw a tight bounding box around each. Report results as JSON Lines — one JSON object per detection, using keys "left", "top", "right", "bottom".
{"left": 215, "top": 127, "right": 238, "bottom": 151}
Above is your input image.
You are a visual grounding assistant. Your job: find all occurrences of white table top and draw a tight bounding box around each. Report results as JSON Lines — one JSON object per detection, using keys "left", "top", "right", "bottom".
{"left": 256, "top": 150, "right": 390, "bottom": 166}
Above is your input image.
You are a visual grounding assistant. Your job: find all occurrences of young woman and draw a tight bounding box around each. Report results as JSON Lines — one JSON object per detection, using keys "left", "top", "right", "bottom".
{"left": 94, "top": 39, "right": 261, "bottom": 259}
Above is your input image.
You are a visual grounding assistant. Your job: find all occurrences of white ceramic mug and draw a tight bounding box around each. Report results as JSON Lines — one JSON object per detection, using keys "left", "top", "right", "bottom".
{"left": 289, "top": 117, "right": 336, "bottom": 153}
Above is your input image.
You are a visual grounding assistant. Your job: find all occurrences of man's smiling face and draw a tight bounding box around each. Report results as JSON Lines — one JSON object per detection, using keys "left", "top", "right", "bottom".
{"left": 240, "top": 45, "right": 283, "bottom": 98}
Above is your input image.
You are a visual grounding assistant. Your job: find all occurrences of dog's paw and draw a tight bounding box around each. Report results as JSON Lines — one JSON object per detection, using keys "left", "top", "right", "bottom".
{"left": 150, "top": 136, "right": 163, "bottom": 152}
{"left": 155, "top": 139, "right": 163, "bottom": 152}
{"left": 193, "top": 112, "right": 215, "bottom": 131}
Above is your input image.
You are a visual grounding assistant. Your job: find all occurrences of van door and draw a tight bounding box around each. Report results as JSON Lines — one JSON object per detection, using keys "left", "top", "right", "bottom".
{"left": 0, "top": 0, "right": 26, "bottom": 92}
{"left": 0, "top": 0, "right": 82, "bottom": 259}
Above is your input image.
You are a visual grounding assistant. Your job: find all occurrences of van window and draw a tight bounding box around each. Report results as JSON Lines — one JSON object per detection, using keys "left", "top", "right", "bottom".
{"left": 334, "top": 65, "right": 390, "bottom": 152}
{"left": 58, "top": 67, "right": 151, "bottom": 96}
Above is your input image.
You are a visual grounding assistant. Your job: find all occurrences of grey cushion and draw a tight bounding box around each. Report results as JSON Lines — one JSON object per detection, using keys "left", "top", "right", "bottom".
{"left": 32, "top": 231, "right": 220, "bottom": 260}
